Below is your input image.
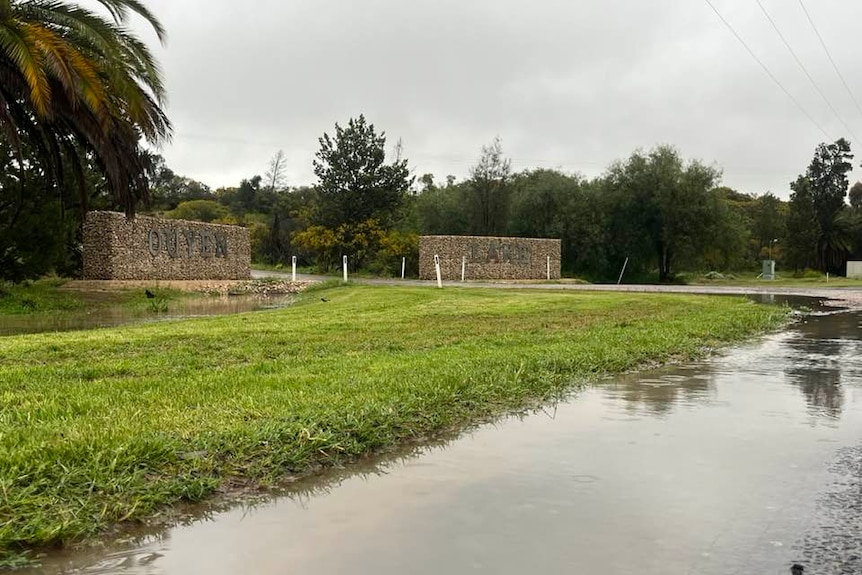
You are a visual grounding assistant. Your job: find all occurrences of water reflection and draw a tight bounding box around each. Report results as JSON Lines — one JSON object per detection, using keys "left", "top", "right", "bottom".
{"left": 785, "top": 339, "right": 844, "bottom": 419}
{"left": 38, "top": 439, "right": 460, "bottom": 575}
{"left": 600, "top": 305, "right": 860, "bottom": 421}
{"left": 604, "top": 369, "right": 714, "bottom": 416}
{"left": 22, "top": 307, "right": 862, "bottom": 575}
{"left": 781, "top": 311, "right": 862, "bottom": 419}
{"left": 0, "top": 294, "right": 296, "bottom": 336}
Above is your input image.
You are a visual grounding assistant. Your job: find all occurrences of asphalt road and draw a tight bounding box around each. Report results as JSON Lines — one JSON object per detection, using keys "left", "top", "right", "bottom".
{"left": 251, "top": 269, "right": 862, "bottom": 302}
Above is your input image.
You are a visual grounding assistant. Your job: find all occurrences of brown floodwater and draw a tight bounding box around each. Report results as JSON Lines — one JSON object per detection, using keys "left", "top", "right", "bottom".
{"left": 0, "top": 295, "right": 295, "bottom": 336}
{"left": 22, "top": 303, "right": 862, "bottom": 574}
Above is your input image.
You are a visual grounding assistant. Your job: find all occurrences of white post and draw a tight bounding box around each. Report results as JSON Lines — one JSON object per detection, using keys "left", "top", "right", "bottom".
{"left": 617, "top": 257, "right": 629, "bottom": 285}
{"left": 461, "top": 257, "right": 466, "bottom": 282}
{"left": 827, "top": 272, "right": 830, "bottom": 283}
{"left": 343, "top": 255, "right": 349, "bottom": 283}
{"left": 401, "top": 257, "right": 406, "bottom": 280}
{"left": 291, "top": 256, "right": 297, "bottom": 282}
{"left": 434, "top": 255, "right": 443, "bottom": 289}
{"left": 547, "top": 256, "right": 551, "bottom": 281}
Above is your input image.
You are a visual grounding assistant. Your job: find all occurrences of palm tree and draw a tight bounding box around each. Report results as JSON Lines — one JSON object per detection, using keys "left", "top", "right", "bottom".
{"left": 0, "top": 0, "right": 171, "bottom": 215}
{"left": 818, "top": 209, "right": 855, "bottom": 274}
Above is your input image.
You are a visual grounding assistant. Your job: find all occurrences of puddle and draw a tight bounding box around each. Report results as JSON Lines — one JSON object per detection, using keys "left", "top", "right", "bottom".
{"left": 21, "top": 303, "right": 862, "bottom": 575}
{"left": 0, "top": 294, "right": 296, "bottom": 336}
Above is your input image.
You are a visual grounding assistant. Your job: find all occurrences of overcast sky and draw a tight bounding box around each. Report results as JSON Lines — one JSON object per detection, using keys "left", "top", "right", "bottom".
{"left": 126, "top": 0, "right": 862, "bottom": 196}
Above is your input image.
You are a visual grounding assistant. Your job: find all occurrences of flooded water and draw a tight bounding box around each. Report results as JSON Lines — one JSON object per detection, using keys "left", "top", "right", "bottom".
{"left": 26, "top": 305, "right": 862, "bottom": 575}
{"left": 0, "top": 295, "right": 295, "bottom": 336}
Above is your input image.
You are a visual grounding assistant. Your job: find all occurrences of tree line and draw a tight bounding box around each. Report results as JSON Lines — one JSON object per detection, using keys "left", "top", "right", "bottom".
{"left": 2, "top": 2, "right": 861, "bottom": 284}
{"left": 152, "top": 118, "right": 862, "bottom": 282}
{"left": 4, "top": 113, "right": 862, "bottom": 282}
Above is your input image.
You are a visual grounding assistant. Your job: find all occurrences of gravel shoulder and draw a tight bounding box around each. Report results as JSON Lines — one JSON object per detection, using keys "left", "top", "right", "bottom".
{"left": 792, "top": 446, "right": 862, "bottom": 574}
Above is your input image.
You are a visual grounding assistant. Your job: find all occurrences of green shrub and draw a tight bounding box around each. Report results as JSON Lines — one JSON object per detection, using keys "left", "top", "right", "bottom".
{"left": 792, "top": 268, "right": 825, "bottom": 279}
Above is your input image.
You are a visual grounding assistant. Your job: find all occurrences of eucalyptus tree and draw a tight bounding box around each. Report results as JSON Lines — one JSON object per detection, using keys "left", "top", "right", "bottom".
{"left": 465, "top": 136, "right": 512, "bottom": 236}
{"left": 603, "top": 146, "right": 722, "bottom": 282}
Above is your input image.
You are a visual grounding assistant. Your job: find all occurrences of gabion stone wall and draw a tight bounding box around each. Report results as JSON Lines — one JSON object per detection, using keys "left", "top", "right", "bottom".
{"left": 83, "top": 211, "right": 251, "bottom": 280}
{"left": 419, "top": 235, "right": 561, "bottom": 281}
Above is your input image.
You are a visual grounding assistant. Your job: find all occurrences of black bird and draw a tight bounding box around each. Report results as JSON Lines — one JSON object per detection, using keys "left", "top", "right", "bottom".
{"left": 145, "top": 289, "right": 156, "bottom": 299}
{"left": 320, "top": 297, "right": 329, "bottom": 302}
{"left": 791, "top": 565, "right": 804, "bottom": 575}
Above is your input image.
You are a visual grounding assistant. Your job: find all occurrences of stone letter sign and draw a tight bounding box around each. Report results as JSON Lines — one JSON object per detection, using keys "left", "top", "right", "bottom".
{"left": 419, "top": 235, "right": 560, "bottom": 281}
{"left": 83, "top": 211, "right": 251, "bottom": 280}
{"left": 146, "top": 227, "right": 229, "bottom": 259}
{"left": 468, "top": 239, "right": 532, "bottom": 266}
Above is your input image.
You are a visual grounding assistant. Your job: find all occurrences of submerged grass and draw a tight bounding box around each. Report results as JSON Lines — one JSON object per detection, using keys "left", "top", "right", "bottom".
{"left": 0, "top": 285, "right": 788, "bottom": 557}
{"left": 0, "top": 279, "right": 86, "bottom": 315}
{"left": 0, "top": 279, "right": 196, "bottom": 319}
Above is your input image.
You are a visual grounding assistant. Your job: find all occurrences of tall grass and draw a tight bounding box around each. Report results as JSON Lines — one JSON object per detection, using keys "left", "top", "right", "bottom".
{"left": 0, "top": 286, "right": 788, "bottom": 558}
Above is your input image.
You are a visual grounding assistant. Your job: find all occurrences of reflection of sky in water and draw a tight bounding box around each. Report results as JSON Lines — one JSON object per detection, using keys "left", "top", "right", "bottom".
{"left": 602, "top": 369, "right": 716, "bottom": 417}
{"left": 31, "top": 310, "right": 862, "bottom": 575}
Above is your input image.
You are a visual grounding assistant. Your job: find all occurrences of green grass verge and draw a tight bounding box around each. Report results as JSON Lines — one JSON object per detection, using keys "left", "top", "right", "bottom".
{"left": 682, "top": 270, "right": 862, "bottom": 288}
{"left": 0, "top": 285, "right": 788, "bottom": 558}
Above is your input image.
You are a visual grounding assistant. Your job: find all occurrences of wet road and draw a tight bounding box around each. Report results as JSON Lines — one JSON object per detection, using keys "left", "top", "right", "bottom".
{"left": 29, "top": 306, "right": 862, "bottom": 575}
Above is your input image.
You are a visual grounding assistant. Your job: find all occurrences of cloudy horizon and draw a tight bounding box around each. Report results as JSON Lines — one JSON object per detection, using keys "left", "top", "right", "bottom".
{"left": 129, "top": 0, "right": 862, "bottom": 196}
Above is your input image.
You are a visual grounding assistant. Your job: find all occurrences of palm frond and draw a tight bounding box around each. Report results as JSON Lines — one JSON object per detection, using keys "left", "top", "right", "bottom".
{"left": 0, "top": 22, "right": 51, "bottom": 116}
{"left": 0, "top": 0, "right": 170, "bottom": 214}
{"left": 93, "top": 0, "right": 166, "bottom": 43}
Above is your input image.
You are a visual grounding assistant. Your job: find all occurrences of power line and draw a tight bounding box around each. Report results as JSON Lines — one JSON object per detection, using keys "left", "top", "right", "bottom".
{"left": 797, "top": 0, "right": 862, "bottom": 126}
{"left": 701, "top": 0, "right": 831, "bottom": 140}
{"left": 755, "top": 0, "right": 859, "bottom": 143}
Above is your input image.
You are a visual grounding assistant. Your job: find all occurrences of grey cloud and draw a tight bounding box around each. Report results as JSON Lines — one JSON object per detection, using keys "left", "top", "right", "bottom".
{"left": 134, "top": 0, "right": 862, "bottom": 195}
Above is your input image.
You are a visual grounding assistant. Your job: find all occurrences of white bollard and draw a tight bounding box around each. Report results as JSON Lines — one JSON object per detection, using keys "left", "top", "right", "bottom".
{"left": 343, "top": 255, "right": 349, "bottom": 283}
{"left": 434, "top": 255, "right": 443, "bottom": 289}
{"left": 547, "top": 256, "right": 551, "bottom": 281}
{"left": 401, "top": 257, "right": 406, "bottom": 280}
{"left": 291, "top": 256, "right": 297, "bottom": 282}
{"left": 462, "top": 257, "right": 466, "bottom": 282}
{"left": 617, "top": 257, "right": 629, "bottom": 285}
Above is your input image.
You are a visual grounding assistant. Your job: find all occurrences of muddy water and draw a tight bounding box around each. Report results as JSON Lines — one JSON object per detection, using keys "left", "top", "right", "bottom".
{"left": 30, "top": 307, "right": 862, "bottom": 575}
{"left": 0, "top": 295, "right": 294, "bottom": 336}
